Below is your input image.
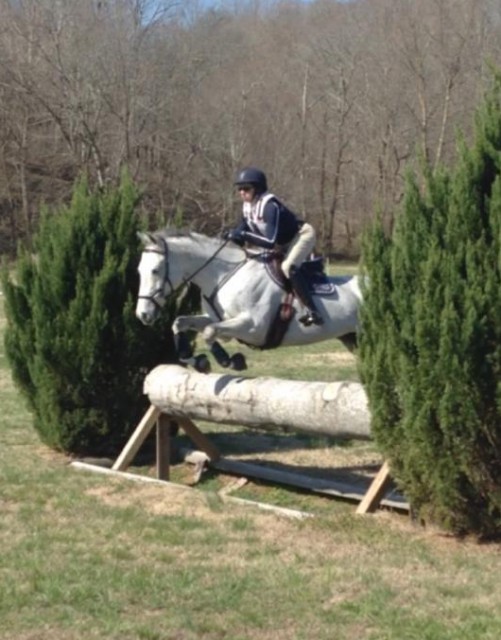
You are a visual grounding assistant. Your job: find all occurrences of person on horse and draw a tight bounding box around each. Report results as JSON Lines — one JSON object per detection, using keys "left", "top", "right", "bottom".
{"left": 224, "top": 166, "right": 324, "bottom": 326}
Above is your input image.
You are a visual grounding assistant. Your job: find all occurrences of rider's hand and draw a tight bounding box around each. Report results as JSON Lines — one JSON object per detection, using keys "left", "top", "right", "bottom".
{"left": 226, "top": 230, "right": 245, "bottom": 246}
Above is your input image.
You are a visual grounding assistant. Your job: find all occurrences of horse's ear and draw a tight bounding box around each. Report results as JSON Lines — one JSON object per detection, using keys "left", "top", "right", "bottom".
{"left": 137, "top": 231, "right": 154, "bottom": 246}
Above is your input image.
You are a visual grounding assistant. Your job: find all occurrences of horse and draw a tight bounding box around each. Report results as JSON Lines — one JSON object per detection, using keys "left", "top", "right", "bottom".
{"left": 136, "top": 229, "right": 363, "bottom": 372}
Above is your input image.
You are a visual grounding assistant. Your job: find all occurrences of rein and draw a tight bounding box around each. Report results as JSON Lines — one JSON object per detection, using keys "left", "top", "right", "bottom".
{"left": 138, "top": 237, "right": 232, "bottom": 306}
{"left": 178, "top": 238, "right": 231, "bottom": 292}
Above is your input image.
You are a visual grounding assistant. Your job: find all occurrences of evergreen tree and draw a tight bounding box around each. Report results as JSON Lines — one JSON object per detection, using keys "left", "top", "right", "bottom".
{"left": 360, "top": 76, "right": 501, "bottom": 538}
{"left": 1, "top": 174, "right": 193, "bottom": 455}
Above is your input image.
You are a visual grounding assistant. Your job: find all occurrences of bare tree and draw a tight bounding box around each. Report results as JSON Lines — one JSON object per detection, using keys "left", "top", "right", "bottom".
{"left": 0, "top": 0, "right": 500, "bottom": 255}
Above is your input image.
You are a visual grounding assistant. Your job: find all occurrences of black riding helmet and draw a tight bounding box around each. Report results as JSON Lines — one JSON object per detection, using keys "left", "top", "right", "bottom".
{"left": 234, "top": 167, "right": 268, "bottom": 194}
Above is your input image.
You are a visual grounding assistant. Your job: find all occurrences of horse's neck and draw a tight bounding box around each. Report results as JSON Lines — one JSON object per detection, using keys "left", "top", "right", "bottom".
{"left": 181, "top": 245, "right": 243, "bottom": 294}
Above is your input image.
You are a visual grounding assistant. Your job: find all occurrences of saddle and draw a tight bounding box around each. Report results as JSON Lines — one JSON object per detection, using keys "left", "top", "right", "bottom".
{"left": 249, "top": 251, "right": 336, "bottom": 350}
{"left": 255, "top": 251, "right": 336, "bottom": 296}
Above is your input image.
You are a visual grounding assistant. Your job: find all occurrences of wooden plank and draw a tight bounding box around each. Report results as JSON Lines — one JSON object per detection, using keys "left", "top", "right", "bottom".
{"left": 112, "top": 405, "right": 160, "bottom": 471}
{"left": 156, "top": 414, "right": 171, "bottom": 481}
{"left": 109, "top": 407, "right": 406, "bottom": 513}
{"left": 71, "top": 461, "right": 313, "bottom": 520}
{"left": 72, "top": 460, "right": 191, "bottom": 489}
{"left": 177, "top": 417, "right": 222, "bottom": 461}
{"left": 222, "top": 495, "right": 313, "bottom": 520}
{"left": 216, "top": 458, "right": 406, "bottom": 511}
{"left": 180, "top": 453, "right": 408, "bottom": 511}
{"left": 356, "top": 461, "right": 393, "bottom": 514}
{"left": 213, "top": 457, "right": 366, "bottom": 500}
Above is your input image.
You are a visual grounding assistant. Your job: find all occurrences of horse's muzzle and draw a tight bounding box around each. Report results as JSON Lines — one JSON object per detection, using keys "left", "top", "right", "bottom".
{"left": 137, "top": 309, "right": 155, "bottom": 325}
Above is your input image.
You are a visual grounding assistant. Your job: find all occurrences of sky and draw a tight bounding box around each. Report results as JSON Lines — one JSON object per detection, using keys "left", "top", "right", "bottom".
{"left": 145, "top": 0, "right": 318, "bottom": 24}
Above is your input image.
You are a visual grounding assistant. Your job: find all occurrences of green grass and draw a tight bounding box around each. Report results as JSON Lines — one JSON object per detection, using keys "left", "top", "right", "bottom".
{"left": 215, "top": 338, "right": 360, "bottom": 381}
{"left": 3, "top": 300, "right": 501, "bottom": 640}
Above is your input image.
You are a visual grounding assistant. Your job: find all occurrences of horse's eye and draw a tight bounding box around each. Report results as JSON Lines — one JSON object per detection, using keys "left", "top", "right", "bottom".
{"left": 152, "top": 269, "right": 159, "bottom": 276}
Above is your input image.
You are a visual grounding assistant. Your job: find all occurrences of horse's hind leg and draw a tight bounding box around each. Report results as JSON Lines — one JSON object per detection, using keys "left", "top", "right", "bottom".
{"left": 338, "top": 332, "right": 358, "bottom": 353}
{"left": 173, "top": 314, "right": 252, "bottom": 372}
{"left": 210, "top": 341, "right": 231, "bottom": 367}
{"left": 210, "top": 341, "right": 247, "bottom": 371}
{"left": 175, "top": 332, "right": 231, "bottom": 372}
{"left": 228, "top": 353, "right": 247, "bottom": 371}
{"left": 202, "top": 316, "right": 253, "bottom": 371}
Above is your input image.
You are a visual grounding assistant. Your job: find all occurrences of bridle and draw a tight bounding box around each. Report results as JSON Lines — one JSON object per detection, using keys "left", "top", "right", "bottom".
{"left": 137, "top": 236, "right": 231, "bottom": 309}
{"left": 137, "top": 237, "right": 173, "bottom": 311}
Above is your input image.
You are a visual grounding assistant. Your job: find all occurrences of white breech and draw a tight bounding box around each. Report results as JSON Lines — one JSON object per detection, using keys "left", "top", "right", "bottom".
{"left": 281, "top": 223, "right": 316, "bottom": 278}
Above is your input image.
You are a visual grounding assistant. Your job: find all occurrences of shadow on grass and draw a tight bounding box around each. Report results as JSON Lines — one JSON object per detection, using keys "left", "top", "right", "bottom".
{"left": 174, "top": 429, "right": 361, "bottom": 457}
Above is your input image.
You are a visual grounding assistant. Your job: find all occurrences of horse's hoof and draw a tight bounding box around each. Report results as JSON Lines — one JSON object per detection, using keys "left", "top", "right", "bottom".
{"left": 194, "top": 354, "right": 211, "bottom": 374}
{"left": 230, "top": 353, "right": 247, "bottom": 371}
{"left": 178, "top": 356, "right": 195, "bottom": 368}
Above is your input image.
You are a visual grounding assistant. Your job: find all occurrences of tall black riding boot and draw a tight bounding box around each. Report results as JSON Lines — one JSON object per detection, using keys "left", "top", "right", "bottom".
{"left": 289, "top": 265, "right": 324, "bottom": 326}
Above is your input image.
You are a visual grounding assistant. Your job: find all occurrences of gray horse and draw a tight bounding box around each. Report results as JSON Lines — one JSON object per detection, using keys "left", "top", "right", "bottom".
{"left": 136, "top": 229, "right": 362, "bottom": 371}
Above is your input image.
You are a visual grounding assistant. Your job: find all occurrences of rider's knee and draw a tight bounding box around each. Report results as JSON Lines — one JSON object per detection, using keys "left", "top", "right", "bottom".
{"left": 282, "top": 260, "right": 295, "bottom": 279}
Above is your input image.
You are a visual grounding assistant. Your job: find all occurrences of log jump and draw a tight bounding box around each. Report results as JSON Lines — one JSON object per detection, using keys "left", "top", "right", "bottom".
{"left": 74, "top": 365, "right": 407, "bottom": 514}
{"left": 143, "top": 364, "right": 371, "bottom": 440}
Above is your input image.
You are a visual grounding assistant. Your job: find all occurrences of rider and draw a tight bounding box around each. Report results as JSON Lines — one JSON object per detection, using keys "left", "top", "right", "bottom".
{"left": 224, "top": 166, "right": 323, "bottom": 326}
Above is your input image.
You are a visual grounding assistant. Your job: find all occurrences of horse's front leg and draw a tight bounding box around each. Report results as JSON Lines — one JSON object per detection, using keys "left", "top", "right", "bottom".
{"left": 172, "top": 315, "right": 213, "bottom": 371}
{"left": 173, "top": 314, "right": 213, "bottom": 336}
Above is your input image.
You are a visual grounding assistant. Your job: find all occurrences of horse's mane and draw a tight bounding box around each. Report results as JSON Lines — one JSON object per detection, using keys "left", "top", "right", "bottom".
{"left": 157, "top": 227, "right": 220, "bottom": 247}
{"left": 160, "top": 226, "right": 192, "bottom": 239}
{"left": 154, "top": 227, "right": 245, "bottom": 261}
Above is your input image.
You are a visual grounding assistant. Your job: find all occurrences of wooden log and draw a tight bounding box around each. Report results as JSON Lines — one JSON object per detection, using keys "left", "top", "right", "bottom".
{"left": 143, "top": 365, "right": 371, "bottom": 439}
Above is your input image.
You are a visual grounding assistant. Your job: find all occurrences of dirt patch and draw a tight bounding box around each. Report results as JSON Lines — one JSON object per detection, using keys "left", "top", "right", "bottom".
{"left": 85, "top": 481, "right": 219, "bottom": 519}
{"left": 302, "top": 351, "right": 356, "bottom": 364}
{"left": 83, "top": 479, "right": 343, "bottom": 559}
{"left": 35, "top": 445, "right": 72, "bottom": 465}
{"left": 0, "top": 370, "right": 16, "bottom": 389}
{"left": 80, "top": 453, "right": 501, "bottom": 563}
{"left": 80, "top": 426, "right": 389, "bottom": 537}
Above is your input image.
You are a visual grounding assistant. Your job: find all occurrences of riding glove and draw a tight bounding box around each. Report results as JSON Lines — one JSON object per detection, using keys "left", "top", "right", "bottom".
{"left": 225, "top": 230, "right": 245, "bottom": 246}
